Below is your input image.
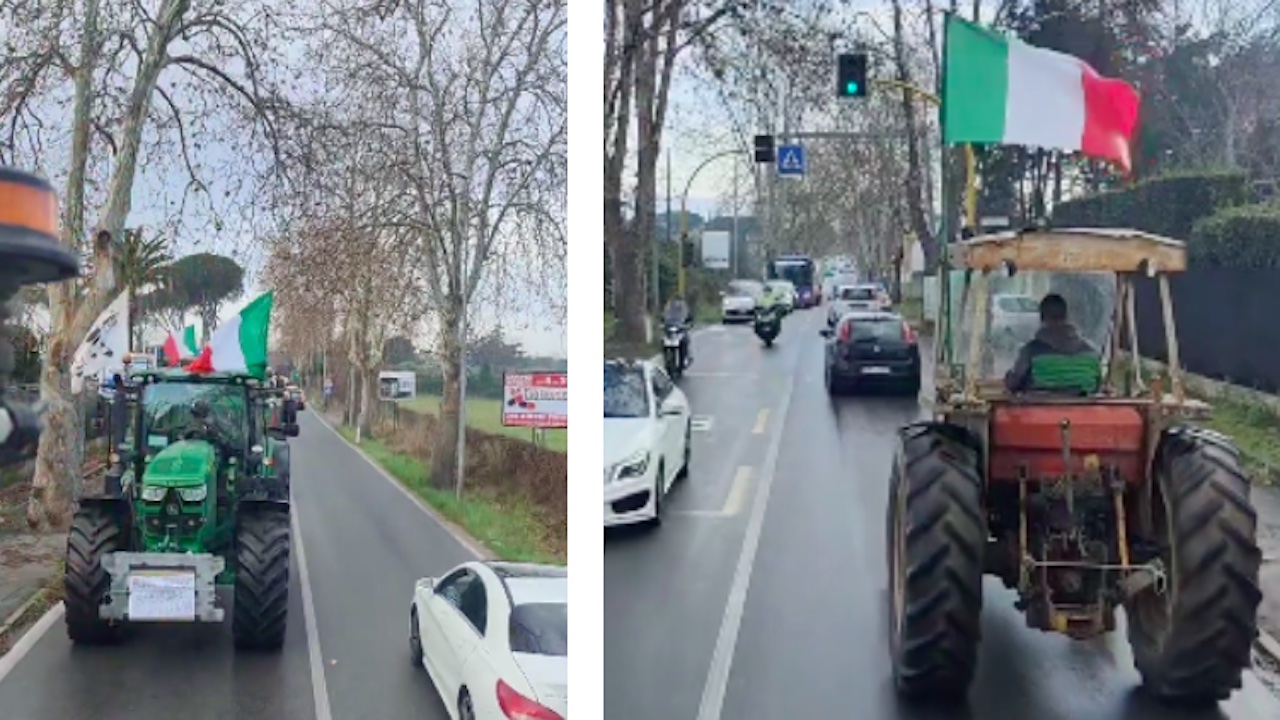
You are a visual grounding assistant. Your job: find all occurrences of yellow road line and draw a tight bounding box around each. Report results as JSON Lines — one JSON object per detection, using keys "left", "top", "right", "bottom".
{"left": 752, "top": 409, "right": 769, "bottom": 435}
{"left": 720, "top": 466, "right": 753, "bottom": 517}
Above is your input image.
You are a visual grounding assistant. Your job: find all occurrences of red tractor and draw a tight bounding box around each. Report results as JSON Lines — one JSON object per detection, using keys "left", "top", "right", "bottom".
{"left": 887, "top": 228, "right": 1261, "bottom": 705}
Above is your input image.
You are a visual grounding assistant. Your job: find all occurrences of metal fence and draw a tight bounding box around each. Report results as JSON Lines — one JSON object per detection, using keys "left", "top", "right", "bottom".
{"left": 1131, "top": 269, "right": 1280, "bottom": 393}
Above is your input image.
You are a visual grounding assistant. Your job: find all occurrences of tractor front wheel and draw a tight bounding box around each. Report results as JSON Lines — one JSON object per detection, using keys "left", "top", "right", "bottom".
{"left": 887, "top": 428, "right": 985, "bottom": 700}
{"left": 64, "top": 506, "right": 127, "bottom": 644}
{"left": 1128, "top": 429, "right": 1262, "bottom": 705}
{"left": 233, "top": 509, "right": 292, "bottom": 650}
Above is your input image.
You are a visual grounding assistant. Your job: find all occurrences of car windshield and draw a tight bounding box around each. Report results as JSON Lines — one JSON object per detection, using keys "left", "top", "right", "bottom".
{"left": 997, "top": 295, "right": 1040, "bottom": 313}
{"left": 508, "top": 602, "right": 567, "bottom": 657}
{"left": 140, "top": 380, "right": 249, "bottom": 449}
{"left": 946, "top": 270, "right": 1115, "bottom": 381}
{"left": 604, "top": 364, "right": 649, "bottom": 419}
{"left": 845, "top": 316, "right": 904, "bottom": 341}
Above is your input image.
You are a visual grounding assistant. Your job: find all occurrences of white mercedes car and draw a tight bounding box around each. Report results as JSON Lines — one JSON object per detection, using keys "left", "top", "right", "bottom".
{"left": 411, "top": 561, "right": 567, "bottom": 720}
{"left": 604, "top": 359, "right": 691, "bottom": 527}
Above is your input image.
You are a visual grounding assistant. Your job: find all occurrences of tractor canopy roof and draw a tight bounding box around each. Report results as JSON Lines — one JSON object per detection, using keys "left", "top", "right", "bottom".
{"left": 131, "top": 368, "right": 263, "bottom": 386}
{"left": 948, "top": 227, "right": 1187, "bottom": 274}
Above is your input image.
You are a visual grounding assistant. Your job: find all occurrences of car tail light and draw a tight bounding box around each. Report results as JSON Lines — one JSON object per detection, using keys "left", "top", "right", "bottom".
{"left": 497, "top": 680, "right": 563, "bottom": 720}
{"left": 901, "top": 321, "right": 917, "bottom": 344}
{"left": 838, "top": 320, "right": 852, "bottom": 343}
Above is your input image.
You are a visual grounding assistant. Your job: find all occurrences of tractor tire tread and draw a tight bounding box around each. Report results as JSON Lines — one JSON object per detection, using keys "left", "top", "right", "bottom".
{"left": 1132, "top": 432, "right": 1262, "bottom": 704}
{"left": 233, "top": 510, "right": 291, "bottom": 651}
{"left": 891, "top": 430, "right": 985, "bottom": 699}
{"left": 64, "top": 507, "right": 127, "bottom": 644}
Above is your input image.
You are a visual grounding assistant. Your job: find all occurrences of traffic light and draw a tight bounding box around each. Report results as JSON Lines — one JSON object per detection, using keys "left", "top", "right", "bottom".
{"left": 682, "top": 237, "right": 697, "bottom": 267}
{"left": 836, "top": 53, "right": 868, "bottom": 98}
{"left": 753, "top": 134, "right": 775, "bottom": 164}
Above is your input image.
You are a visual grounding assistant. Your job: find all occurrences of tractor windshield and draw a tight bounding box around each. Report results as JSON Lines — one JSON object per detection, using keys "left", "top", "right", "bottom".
{"left": 950, "top": 270, "right": 1115, "bottom": 382}
{"left": 140, "top": 381, "right": 250, "bottom": 451}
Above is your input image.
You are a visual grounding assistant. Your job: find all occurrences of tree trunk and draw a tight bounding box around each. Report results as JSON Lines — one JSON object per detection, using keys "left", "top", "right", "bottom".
{"left": 430, "top": 303, "right": 463, "bottom": 490}
{"left": 26, "top": 335, "right": 83, "bottom": 530}
{"left": 357, "top": 366, "right": 373, "bottom": 441}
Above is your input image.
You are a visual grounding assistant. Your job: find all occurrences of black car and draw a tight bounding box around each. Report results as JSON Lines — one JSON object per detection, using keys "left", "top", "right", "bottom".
{"left": 820, "top": 310, "right": 921, "bottom": 395}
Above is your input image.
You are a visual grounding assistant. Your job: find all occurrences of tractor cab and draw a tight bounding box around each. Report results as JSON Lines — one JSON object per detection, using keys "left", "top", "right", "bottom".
{"left": 887, "top": 227, "right": 1261, "bottom": 705}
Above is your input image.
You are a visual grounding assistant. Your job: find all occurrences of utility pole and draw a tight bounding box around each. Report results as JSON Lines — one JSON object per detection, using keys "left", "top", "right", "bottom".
{"left": 732, "top": 160, "right": 740, "bottom": 277}
{"left": 661, "top": 148, "right": 671, "bottom": 314}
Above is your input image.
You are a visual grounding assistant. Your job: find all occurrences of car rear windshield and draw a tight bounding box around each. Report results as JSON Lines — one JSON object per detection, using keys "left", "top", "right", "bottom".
{"left": 840, "top": 287, "right": 875, "bottom": 301}
{"left": 997, "top": 296, "right": 1040, "bottom": 313}
{"left": 845, "top": 317, "right": 903, "bottom": 341}
{"left": 509, "top": 602, "right": 567, "bottom": 656}
{"left": 604, "top": 365, "right": 648, "bottom": 418}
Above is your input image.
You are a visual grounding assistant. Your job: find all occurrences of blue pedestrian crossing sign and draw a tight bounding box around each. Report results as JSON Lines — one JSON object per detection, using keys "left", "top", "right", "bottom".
{"left": 777, "top": 144, "right": 806, "bottom": 177}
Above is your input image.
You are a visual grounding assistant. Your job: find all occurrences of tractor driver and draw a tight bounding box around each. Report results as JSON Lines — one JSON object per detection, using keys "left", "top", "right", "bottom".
{"left": 1004, "top": 292, "right": 1099, "bottom": 393}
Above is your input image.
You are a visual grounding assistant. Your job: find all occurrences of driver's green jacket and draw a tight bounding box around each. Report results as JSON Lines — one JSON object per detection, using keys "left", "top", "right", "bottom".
{"left": 759, "top": 288, "right": 788, "bottom": 309}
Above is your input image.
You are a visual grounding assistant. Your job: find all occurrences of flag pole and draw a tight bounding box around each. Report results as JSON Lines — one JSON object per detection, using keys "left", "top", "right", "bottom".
{"left": 937, "top": 10, "right": 955, "bottom": 377}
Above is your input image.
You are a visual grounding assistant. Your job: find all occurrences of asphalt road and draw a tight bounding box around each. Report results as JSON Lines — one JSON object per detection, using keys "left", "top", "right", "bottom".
{"left": 0, "top": 410, "right": 475, "bottom": 720}
{"left": 604, "top": 308, "right": 1280, "bottom": 720}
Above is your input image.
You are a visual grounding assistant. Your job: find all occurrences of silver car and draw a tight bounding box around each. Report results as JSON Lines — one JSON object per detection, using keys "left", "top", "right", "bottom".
{"left": 721, "top": 280, "right": 762, "bottom": 323}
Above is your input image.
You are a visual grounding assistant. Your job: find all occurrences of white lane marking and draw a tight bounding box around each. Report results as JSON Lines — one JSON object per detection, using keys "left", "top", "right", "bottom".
{"left": 720, "top": 467, "right": 753, "bottom": 517}
{"left": 690, "top": 416, "right": 714, "bottom": 432}
{"left": 308, "top": 411, "right": 491, "bottom": 560}
{"left": 751, "top": 410, "right": 768, "bottom": 435}
{"left": 695, "top": 366, "right": 797, "bottom": 720}
{"left": 292, "top": 503, "right": 335, "bottom": 720}
{"left": 0, "top": 599, "right": 64, "bottom": 683}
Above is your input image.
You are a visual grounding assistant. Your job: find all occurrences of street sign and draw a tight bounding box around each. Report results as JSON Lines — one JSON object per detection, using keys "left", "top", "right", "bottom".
{"left": 777, "top": 145, "right": 806, "bottom": 178}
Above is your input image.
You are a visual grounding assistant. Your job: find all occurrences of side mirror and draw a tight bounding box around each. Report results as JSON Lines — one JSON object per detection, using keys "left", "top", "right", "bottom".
{"left": 819, "top": 328, "right": 834, "bottom": 339}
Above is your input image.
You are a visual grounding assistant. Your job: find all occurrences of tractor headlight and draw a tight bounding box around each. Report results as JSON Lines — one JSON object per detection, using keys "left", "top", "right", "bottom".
{"left": 178, "top": 486, "right": 207, "bottom": 502}
{"left": 140, "top": 486, "right": 166, "bottom": 502}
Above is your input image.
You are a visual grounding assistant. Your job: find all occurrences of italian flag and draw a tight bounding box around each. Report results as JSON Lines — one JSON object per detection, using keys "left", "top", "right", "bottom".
{"left": 943, "top": 15, "right": 1140, "bottom": 172}
{"left": 162, "top": 325, "right": 199, "bottom": 365}
{"left": 187, "top": 292, "right": 273, "bottom": 378}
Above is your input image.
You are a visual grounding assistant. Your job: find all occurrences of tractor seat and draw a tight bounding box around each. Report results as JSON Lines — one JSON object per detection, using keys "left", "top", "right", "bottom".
{"left": 1026, "top": 353, "right": 1102, "bottom": 396}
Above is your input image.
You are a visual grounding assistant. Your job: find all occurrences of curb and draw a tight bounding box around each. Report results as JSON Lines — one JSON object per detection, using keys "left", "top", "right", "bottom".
{"left": 307, "top": 411, "right": 497, "bottom": 561}
{"left": 0, "top": 588, "right": 47, "bottom": 641}
{"left": 1258, "top": 629, "right": 1280, "bottom": 664}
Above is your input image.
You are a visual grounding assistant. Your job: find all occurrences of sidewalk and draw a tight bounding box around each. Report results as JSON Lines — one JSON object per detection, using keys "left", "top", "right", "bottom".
{"left": 0, "top": 482, "right": 61, "bottom": 654}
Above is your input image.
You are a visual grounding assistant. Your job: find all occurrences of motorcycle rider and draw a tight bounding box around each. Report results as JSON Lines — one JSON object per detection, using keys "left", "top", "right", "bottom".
{"left": 662, "top": 295, "right": 693, "bottom": 368}
{"left": 1004, "top": 292, "right": 1099, "bottom": 393}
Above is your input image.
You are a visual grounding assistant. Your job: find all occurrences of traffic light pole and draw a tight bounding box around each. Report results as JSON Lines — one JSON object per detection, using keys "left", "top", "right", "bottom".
{"left": 678, "top": 148, "right": 743, "bottom": 299}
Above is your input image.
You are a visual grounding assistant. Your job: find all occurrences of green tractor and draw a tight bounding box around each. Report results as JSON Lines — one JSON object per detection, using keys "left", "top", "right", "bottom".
{"left": 64, "top": 368, "right": 300, "bottom": 650}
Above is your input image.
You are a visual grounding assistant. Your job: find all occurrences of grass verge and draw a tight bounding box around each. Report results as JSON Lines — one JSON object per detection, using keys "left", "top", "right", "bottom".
{"left": 337, "top": 426, "right": 564, "bottom": 564}
{"left": 399, "top": 394, "right": 566, "bottom": 453}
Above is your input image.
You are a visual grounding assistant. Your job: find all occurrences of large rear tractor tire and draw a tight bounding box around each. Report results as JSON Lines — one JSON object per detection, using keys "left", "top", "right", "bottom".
{"left": 887, "top": 427, "right": 985, "bottom": 700}
{"left": 1128, "top": 428, "right": 1262, "bottom": 705}
{"left": 64, "top": 506, "right": 128, "bottom": 644}
{"left": 233, "top": 509, "right": 292, "bottom": 650}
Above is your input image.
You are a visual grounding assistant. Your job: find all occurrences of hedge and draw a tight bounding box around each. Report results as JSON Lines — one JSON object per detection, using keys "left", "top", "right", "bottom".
{"left": 1189, "top": 202, "right": 1280, "bottom": 268}
{"left": 1051, "top": 170, "right": 1249, "bottom": 240}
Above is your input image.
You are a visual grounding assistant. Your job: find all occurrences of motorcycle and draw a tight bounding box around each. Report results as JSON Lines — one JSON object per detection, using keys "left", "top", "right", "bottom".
{"left": 754, "top": 306, "right": 782, "bottom": 347}
{"left": 663, "top": 323, "right": 688, "bottom": 379}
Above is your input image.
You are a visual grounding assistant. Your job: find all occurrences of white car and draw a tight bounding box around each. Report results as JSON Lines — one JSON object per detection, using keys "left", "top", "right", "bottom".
{"left": 991, "top": 293, "right": 1041, "bottom": 347}
{"left": 411, "top": 561, "right": 567, "bottom": 720}
{"left": 604, "top": 359, "right": 691, "bottom": 527}
{"left": 721, "top": 280, "right": 762, "bottom": 323}
{"left": 764, "top": 280, "right": 797, "bottom": 311}
{"left": 827, "top": 283, "right": 891, "bottom": 325}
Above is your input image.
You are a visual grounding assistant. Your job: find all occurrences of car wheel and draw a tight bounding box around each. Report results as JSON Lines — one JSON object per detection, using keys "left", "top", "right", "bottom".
{"left": 679, "top": 421, "right": 692, "bottom": 480}
{"left": 650, "top": 463, "right": 665, "bottom": 527}
{"left": 824, "top": 363, "right": 841, "bottom": 396}
{"left": 409, "top": 606, "right": 423, "bottom": 669}
{"left": 458, "top": 689, "right": 476, "bottom": 720}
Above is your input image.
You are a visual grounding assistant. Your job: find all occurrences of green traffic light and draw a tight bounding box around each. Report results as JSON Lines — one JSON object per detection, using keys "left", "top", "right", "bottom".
{"left": 846, "top": 82, "right": 859, "bottom": 95}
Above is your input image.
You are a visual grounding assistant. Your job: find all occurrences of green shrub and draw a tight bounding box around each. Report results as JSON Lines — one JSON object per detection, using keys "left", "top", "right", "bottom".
{"left": 1052, "top": 169, "right": 1249, "bottom": 240}
{"left": 1189, "top": 202, "right": 1280, "bottom": 268}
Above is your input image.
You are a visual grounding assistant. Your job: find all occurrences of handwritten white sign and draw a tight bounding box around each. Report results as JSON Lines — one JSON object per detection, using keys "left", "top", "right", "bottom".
{"left": 128, "top": 571, "right": 196, "bottom": 621}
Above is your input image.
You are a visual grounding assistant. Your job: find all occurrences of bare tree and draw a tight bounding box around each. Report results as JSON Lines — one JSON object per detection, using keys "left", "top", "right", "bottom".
{"left": 294, "top": 0, "right": 566, "bottom": 488}
{"left": 0, "top": 0, "right": 289, "bottom": 529}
